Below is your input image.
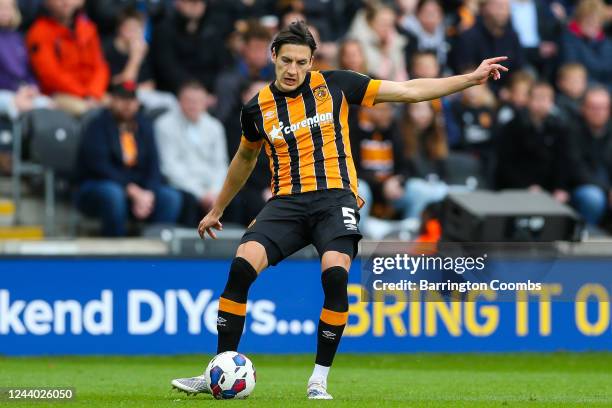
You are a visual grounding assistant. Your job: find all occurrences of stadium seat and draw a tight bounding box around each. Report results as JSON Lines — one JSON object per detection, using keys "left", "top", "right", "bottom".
{"left": 445, "top": 151, "right": 485, "bottom": 188}
{"left": 0, "top": 114, "right": 12, "bottom": 152}
{"left": 12, "top": 109, "right": 81, "bottom": 235}
{"left": 28, "top": 109, "right": 81, "bottom": 177}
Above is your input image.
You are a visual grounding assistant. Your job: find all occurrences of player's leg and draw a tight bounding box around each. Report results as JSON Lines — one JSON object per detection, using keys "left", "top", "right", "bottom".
{"left": 216, "top": 241, "right": 268, "bottom": 353}
{"left": 308, "top": 241, "right": 355, "bottom": 400}
{"left": 172, "top": 196, "right": 306, "bottom": 395}
{"left": 171, "top": 241, "right": 268, "bottom": 395}
{"left": 307, "top": 189, "right": 362, "bottom": 399}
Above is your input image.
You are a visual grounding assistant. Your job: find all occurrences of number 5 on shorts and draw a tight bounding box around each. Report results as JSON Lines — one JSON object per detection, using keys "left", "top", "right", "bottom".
{"left": 342, "top": 207, "right": 358, "bottom": 231}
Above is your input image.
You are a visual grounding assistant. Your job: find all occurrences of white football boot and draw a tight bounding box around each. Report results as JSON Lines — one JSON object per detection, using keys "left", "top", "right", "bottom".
{"left": 171, "top": 375, "right": 210, "bottom": 395}
{"left": 307, "top": 380, "right": 333, "bottom": 400}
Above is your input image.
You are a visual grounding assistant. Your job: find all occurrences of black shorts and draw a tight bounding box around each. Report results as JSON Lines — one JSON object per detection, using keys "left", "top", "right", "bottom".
{"left": 240, "top": 189, "right": 362, "bottom": 266}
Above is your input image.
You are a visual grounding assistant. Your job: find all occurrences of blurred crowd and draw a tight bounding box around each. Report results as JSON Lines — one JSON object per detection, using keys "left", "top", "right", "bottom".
{"left": 1, "top": 0, "right": 612, "bottom": 237}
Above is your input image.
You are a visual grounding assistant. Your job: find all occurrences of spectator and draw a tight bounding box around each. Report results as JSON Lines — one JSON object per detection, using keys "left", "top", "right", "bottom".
{"left": 444, "top": 0, "right": 478, "bottom": 37}
{"left": 279, "top": 8, "right": 305, "bottom": 30}
{"left": 393, "top": 101, "right": 459, "bottom": 219}
{"left": 76, "top": 81, "right": 182, "bottom": 237}
{"left": 399, "top": 0, "right": 449, "bottom": 70}
{"left": 495, "top": 82, "right": 572, "bottom": 203}
{"left": 151, "top": 0, "right": 227, "bottom": 93}
{"left": 222, "top": 79, "right": 271, "bottom": 227}
{"left": 214, "top": 23, "right": 273, "bottom": 124}
{"left": 337, "top": 38, "right": 368, "bottom": 74}
{"left": 510, "top": 0, "right": 562, "bottom": 80}
{"left": 348, "top": 4, "right": 408, "bottom": 81}
{"left": 349, "top": 102, "right": 406, "bottom": 224}
{"left": 556, "top": 62, "right": 588, "bottom": 123}
{"left": 104, "top": 7, "right": 154, "bottom": 91}
{"left": 447, "top": 80, "right": 497, "bottom": 180}
{"left": 26, "top": 0, "right": 109, "bottom": 116}
{"left": 306, "top": 23, "right": 335, "bottom": 71}
{"left": 85, "top": 0, "right": 169, "bottom": 39}
{"left": 569, "top": 86, "right": 612, "bottom": 225}
{"left": 409, "top": 50, "right": 459, "bottom": 146}
{"left": 0, "top": 0, "right": 52, "bottom": 119}
{"left": 285, "top": 0, "right": 336, "bottom": 42}
{"left": 409, "top": 50, "right": 441, "bottom": 80}
{"left": 448, "top": 82, "right": 497, "bottom": 151}
{"left": 497, "top": 70, "right": 535, "bottom": 126}
{"left": 450, "top": 0, "right": 524, "bottom": 91}
{"left": 154, "top": 80, "right": 228, "bottom": 226}
{"left": 396, "top": 0, "right": 418, "bottom": 27}
{"left": 223, "top": 0, "right": 275, "bottom": 26}
{"left": 561, "top": 0, "right": 612, "bottom": 91}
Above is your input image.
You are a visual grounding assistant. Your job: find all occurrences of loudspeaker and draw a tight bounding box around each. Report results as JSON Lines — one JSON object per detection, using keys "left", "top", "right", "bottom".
{"left": 442, "top": 190, "right": 583, "bottom": 242}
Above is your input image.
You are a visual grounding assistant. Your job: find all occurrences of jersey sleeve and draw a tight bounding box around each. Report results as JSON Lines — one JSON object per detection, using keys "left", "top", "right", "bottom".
{"left": 240, "top": 107, "right": 264, "bottom": 150}
{"left": 322, "top": 70, "right": 382, "bottom": 107}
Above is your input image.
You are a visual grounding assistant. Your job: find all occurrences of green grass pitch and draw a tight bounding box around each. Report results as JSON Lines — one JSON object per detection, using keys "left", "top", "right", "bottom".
{"left": 0, "top": 353, "right": 611, "bottom": 407}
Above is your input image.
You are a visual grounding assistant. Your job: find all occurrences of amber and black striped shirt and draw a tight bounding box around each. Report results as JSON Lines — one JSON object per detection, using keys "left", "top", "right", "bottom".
{"left": 240, "top": 70, "right": 381, "bottom": 197}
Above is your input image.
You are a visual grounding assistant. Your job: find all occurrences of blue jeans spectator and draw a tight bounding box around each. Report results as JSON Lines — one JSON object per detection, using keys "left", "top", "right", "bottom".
{"left": 76, "top": 180, "right": 182, "bottom": 236}
{"left": 392, "top": 178, "right": 449, "bottom": 219}
{"left": 392, "top": 178, "right": 473, "bottom": 220}
{"left": 572, "top": 184, "right": 608, "bottom": 225}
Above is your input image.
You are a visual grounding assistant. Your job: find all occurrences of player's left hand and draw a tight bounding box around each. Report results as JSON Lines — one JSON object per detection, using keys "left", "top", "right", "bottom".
{"left": 470, "top": 56, "right": 509, "bottom": 85}
{"left": 197, "top": 210, "right": 223, "bottom": 239}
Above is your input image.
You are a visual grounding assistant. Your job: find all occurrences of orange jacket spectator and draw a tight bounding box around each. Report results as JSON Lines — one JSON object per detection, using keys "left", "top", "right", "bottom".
{"left": 26, "top": 13, "right": 109, "bottom": 99}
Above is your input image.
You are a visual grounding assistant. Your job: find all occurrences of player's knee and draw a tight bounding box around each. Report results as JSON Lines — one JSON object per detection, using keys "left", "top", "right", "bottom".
{"left": 321, "top": 251, "right": 351, "bottom": 271}
{"left": 321, "top": 266, "right": 349, "bottom": 312}
{"left": 236, "top": 241, "right": 268, "bottom": 272}
{"left": 221, "top": 257, "right": 258, "bottom": 303}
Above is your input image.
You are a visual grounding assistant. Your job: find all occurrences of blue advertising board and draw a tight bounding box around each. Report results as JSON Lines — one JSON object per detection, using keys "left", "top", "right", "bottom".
{"left": 0, "top": 258, "right": 610, "bottom": 355}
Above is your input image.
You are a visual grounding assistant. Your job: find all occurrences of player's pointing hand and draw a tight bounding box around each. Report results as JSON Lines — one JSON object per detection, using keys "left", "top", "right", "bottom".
{"left": 469, "top": 56, "right": 509, "bottom": 85}
{"left": 198, "top": 210, "right": 223, "bottom": 239}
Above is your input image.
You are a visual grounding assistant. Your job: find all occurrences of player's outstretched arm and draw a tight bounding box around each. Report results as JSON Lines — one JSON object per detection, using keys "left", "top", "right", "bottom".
{"left": 198, "top": 142, "right": 261, "bottom": 239}
{"left": 374, "top": 57, "right": 509, "bottom": 104}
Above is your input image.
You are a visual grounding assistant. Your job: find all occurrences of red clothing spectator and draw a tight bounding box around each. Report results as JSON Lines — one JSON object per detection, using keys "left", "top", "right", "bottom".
{"left": 26, "top": 11, "right": 109, "bottom": 100}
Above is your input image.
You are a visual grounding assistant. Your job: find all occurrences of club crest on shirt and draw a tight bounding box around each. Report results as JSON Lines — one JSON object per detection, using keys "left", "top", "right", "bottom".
{"left": 313, "top": 85, "right": 329, "bottom": 102}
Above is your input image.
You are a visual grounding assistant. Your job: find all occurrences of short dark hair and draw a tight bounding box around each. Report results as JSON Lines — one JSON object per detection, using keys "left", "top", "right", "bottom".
{"left": 178, "top": 79, "right": 207, "bottom": 95}
{"left": 116, "top": 7, "right": 145, "bottom": 29}
{"left": 270, "top": 21, "right": 317, "bottom": 56}
{"left": 529, "top": 81, "right": 554, "bottom": 97}
{"left": 243, "top": 21, "right": 272, "bottom": 44}
{"left": 416, "top": 0, "right": 443, "bottom": 13}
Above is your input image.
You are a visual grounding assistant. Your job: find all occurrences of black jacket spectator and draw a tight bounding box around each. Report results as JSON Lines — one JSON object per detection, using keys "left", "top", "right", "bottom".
{"left": 556, "top": 92, "right": 582, "bottom": 123}
{"left": 451, "top": 17, "right": 524, "bottom": 91}
{"left": 151, "top": 8, "right": 226, "bottom": 93}
{"left": 568, "top": 119, "right": 612, "bottom": 191}
{"left": 85, "top": 0, "right": 169, "bottom": 37}
{"left": 77, "top": 109, "right": 162, "bottom": 189}
{"left": 495, "top": 109, "right": 572, "bottom": 191}
{"left": 103, "top": 39, "right": 154, "bottom": 84}
{"left": 561, "top": 23, "right": 612, "bottom": 91}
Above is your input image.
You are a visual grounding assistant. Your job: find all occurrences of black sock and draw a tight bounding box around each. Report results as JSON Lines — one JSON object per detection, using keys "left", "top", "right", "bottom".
{"left": 216, "top": 257, "right": 257, "bottom": 353}
{"left": 315, "top": 266, "right": 349, "bottom": 367}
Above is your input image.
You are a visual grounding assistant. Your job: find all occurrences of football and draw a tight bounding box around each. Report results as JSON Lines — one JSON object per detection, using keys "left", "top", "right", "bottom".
{"left": 204, "top": 351, "right": 256, "bottom": 399}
